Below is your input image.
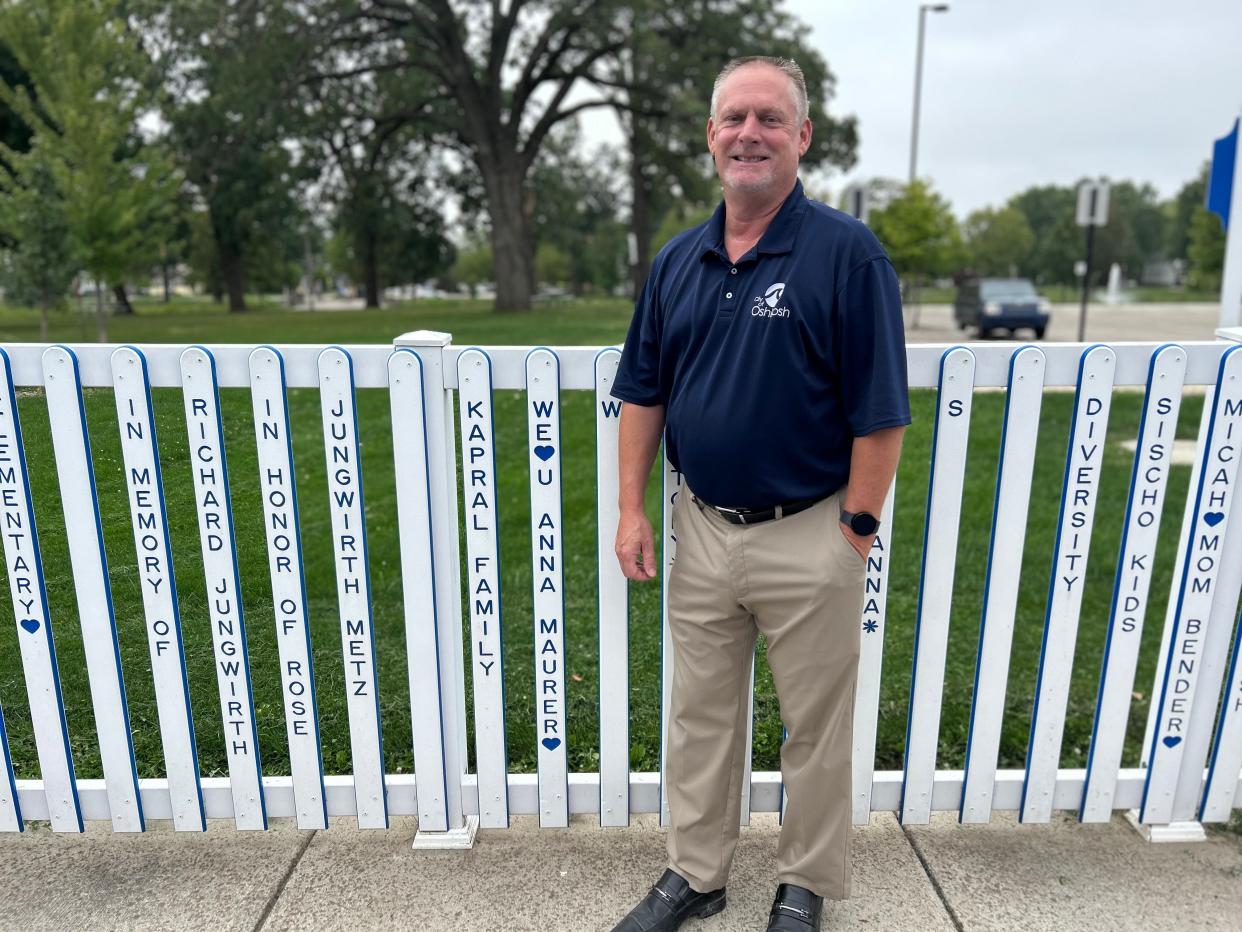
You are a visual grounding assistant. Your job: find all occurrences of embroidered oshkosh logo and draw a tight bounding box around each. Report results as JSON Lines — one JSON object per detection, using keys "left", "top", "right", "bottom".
{"left": 752, "top": 282, "right": 791, "bottom": 318}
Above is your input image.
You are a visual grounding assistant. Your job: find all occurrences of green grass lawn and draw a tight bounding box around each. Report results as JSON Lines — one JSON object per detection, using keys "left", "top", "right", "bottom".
{"left": 0, "top": 295, "right": 1207, "bottom": 785}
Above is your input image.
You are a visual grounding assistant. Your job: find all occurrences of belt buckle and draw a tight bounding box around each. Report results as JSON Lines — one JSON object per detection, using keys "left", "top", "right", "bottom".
{"left": 714, "top": 504, "right": 747, "bottom": 525}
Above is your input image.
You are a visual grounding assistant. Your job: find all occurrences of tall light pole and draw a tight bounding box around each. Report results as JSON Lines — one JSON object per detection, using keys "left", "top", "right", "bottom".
{"left": 909, "top": 3, "right": 950, "bottom": 184}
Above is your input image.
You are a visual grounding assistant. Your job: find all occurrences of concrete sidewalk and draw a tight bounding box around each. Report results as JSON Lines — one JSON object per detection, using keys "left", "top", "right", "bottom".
{"left": 1, "top": 811, "right": 1239, "bottom": 931}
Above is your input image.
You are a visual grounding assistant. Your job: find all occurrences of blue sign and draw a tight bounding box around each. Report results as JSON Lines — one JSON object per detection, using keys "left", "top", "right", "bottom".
{"left": 1207, "top": 118, "right": 1238, "bottom": 231}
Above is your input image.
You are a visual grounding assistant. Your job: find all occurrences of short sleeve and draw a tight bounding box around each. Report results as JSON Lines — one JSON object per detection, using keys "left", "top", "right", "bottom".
{"left": 611, "top": 264, "right": 665, "bottom": 406}
{"left": 833, "top": 256, "right": 912, "bottom": 435}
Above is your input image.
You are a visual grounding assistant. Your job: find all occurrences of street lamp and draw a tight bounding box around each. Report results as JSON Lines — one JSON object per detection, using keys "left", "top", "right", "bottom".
{"left": 909, "top": 3, "right": 950, "bottom": 184}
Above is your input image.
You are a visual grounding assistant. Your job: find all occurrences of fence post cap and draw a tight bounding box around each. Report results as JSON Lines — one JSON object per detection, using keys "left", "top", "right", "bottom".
{"left": 1216, "top": 326, "right": 1242, "bottom": 343}
{"left": 394, "top": 330, "right": 452, "bottom": 347}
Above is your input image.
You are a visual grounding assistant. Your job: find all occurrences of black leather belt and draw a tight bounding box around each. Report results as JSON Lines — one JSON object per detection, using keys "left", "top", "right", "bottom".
{"left": 691, "top": 494, "right": 825, "bottom": 526}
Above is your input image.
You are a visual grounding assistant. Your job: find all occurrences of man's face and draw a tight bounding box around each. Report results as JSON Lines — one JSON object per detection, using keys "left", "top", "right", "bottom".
{"left": 707, "top": 64, "right": 812, "bottom": 198}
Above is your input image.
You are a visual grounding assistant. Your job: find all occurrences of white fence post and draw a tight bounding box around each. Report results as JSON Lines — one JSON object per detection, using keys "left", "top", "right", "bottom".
{"left": 526, "top": 349, "right": 569, "bottom": 827}
{"left": 852, "top": 480, "right": 897, "bottom": 825}
{"left": 167, "top": 346, "right": 268, "bottom": 832}
{"left": 318, "top": 347, "right": 388, "bottom": 829}
{"left": 1080, "top": 345, "right": 1186, "bottom": 823}
{"left": 248, "top": 347, "right": 330, "bottom": 831}
{"left": 901, "top": 346, "right": 975, "bottom": 825}
{"left": 394, "top": 331, "right": 475, "bottom": 847}
{"left": 1201, "top": 328, "right": 1242, "bottom": 822}
{"left": 1140, "top": 345, "right": 1242, "bottom": 829}
{"left": 1022, "top": 345, "right": 1116, "bottom": 824}
{"left": 594, "top": 350, "right": 629, "bottom": 827}
{"left": 960, "top": 346, "right": 1045, "bottom": 824}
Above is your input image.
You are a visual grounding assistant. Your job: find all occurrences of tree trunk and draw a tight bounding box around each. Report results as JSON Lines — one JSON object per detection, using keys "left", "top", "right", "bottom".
{"left": 219, "top": 244, "right": 247, "bottom": 312}
{"left": 40, "top": 302, "right": 49, "bottom": 341}
{"left": 629, "top": 130, "right": 654, "bottom": 297}
{"left": 362, "top": 230, "right": 381, "bottom": 308}
{"left": 95, "top": 285, "right": 107, "bottom": 343}
{"left": 480, "top": 158, "right": 535, "bottom": 311}
{"left": 162, "top": 259, "right": 171, "bottom": 303}
{"left": 112, "top": 284, "right": 135, "bottom": 315}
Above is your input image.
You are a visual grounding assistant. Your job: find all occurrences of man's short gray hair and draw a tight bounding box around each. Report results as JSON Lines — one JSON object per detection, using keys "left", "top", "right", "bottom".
{"left": 710, "top": 56, "right": 809, "bottom": 125}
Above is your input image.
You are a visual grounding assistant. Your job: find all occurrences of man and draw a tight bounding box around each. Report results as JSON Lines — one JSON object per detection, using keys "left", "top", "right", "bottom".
{"left": 607, "top": 56, "right": 909, "bottom": 932}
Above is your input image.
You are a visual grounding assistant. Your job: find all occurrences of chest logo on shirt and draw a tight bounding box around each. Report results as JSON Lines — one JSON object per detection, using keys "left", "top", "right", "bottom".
{"left": 752, "top": 281, "right": 791, "bottom": 318}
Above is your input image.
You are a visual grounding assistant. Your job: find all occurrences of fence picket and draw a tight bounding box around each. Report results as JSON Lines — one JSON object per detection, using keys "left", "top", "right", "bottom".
{"left": 526, "top": 349, "right": 569, "bottom": 827}
{"left": 594, "top": 350, "right": 628, "bottom": 827}
{"left": 41, "top": 347, "right": 152, "bottom": 835}
{"left": 960, "top": 347, "right": 1046, "bottom": 823}
{"left": 1141, "top": 390, "right": 1213, "bottom": 765}
{"left": 1022, "top": 345, "right": 1117, "bottom": 823}
{"left": 852, "top": 481, "right": 897, "bottom": 825}
{"left": 179, "top": 348, "right": 270, "bottom": 829}
{"left": 1200, "top": 606, "right": 1242, "bottom": 821}
{"left": 659, "top": 450, "right": 681, "bottom": 827}
{"left": 0, "top": 703, "right": 18, "bottom": 830}
{"left": 318, "top": 348, "right": 387, "bottom": 829}
{"left": 457, "top": 348, "right": 509, "bottom": 828}
{"left": 2, "top": 349, "right": 83, "bottom": 833}
{"left": 901, "top": 346, "right": 976, "bottom": 824}
{"left": 241, "top": 348, "right": 329, "bottom": 830}
{"left": 1080, "top": 345, "right": 1186, "bottom": 822}
{"left": 97, "top": 347, "right": 203, "bottom": 830}
{"left": 1171, "top": 441, "right": 1242, "bottom": 822}
{"left": 1140, "top": 345, "right": 1242, "bottom": 823}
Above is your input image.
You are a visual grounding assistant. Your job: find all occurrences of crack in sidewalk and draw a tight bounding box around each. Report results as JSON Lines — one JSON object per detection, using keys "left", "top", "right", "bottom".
{"left": 252, "top": 829, "right": 317, "bottom": 932}
{"left": 901, "top": 823, "right": 966, "bottom": 932}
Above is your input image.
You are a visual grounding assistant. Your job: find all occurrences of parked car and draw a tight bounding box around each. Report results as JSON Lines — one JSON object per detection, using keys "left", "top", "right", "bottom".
{"left": 953, "top": 277, "right": 1051, "bottom": 339}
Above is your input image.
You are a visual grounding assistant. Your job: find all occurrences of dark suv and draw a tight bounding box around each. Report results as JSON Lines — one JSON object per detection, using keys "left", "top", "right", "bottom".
{"left": 953, "top": 277, "right": 1050, "bottom": 339}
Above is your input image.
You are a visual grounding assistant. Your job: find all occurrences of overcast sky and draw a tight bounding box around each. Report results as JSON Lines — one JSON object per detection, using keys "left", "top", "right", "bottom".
{"left": 586, "top": 0, "right": 1241, "bottom": 218}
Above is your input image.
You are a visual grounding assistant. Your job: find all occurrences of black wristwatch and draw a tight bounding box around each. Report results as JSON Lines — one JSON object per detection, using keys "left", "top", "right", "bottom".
{"left": 840, "top": 506, "right": 880, "bottom": 536}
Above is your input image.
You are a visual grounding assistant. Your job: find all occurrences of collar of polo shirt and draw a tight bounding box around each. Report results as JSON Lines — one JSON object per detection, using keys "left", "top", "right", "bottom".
{"left": 696, "top": 178, "right": 810, "bottom": 265}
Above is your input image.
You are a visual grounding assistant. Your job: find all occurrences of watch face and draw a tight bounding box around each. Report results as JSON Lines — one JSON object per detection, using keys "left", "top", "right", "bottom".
{"left": 850, "top": 512, "right": 879, "bottom": 536}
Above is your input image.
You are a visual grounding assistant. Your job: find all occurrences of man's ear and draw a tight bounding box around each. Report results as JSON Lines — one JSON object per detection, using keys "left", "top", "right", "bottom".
{"left": 798, "top": 119, "right": 813, "bottom": 157}
{"left": 706, "top": 117, "right": 716, "bottom": 155}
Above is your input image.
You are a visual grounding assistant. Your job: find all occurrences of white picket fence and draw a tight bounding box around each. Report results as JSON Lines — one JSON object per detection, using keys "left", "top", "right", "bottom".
{"left": 0, "top": 332, "right": 1240, "bottom": 839}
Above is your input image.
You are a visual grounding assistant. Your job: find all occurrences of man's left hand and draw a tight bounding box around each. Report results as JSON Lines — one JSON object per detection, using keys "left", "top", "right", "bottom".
{"left": 839, "top": 520, "right": 875, "bottom": 563}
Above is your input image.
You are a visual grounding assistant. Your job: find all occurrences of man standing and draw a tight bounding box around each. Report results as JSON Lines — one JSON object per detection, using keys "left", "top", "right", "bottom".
{"left": 608, "top": 57, "right": 909, "bottom": 932}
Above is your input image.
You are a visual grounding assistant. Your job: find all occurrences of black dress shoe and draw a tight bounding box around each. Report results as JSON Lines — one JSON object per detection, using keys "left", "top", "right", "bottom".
{"left": 766, "top": 883, "right": 823, "bottom": 930}
{"left": 610, "top": 868, "right": 726, "bottom": 931}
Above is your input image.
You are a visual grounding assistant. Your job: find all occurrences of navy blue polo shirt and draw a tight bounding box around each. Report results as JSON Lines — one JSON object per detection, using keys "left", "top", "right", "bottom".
{"left": 611, "top": 179, "right": 911, "bottom": 509}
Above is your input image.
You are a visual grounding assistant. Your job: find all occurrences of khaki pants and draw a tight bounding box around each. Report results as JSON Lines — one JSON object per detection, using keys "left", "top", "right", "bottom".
{"left": 664, "top": 487, "right": 866, "bottom": 900}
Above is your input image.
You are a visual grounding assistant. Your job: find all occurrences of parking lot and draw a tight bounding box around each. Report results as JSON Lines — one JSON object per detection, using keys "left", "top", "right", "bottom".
{"left": 905, "top": 301, "right": 1225, "bottom": 344}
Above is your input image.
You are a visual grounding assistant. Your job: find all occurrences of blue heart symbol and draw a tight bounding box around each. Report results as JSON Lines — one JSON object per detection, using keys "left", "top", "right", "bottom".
{"left": 534, "top": 445, "right": 555, "bottom": 462}
{"left": 541, "top": 737, "right": 561, "bottom": 751}
{"left": 1162, "top": 735, "right": 1182, "bottom": 749}
{"left": 1203, "top": 512, "right": 1224, "bottom": 528}
{"left": 19, "top": 618, "right": 39, "bottom": 634}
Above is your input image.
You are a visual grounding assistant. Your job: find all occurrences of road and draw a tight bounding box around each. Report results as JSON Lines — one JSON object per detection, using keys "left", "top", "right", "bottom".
{"left": 905, "top": 301, "right": 1226, "bottom": 344}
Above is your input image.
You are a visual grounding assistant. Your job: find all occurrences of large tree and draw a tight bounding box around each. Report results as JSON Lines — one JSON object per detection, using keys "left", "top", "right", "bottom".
{"left": 528, "top": 122, "right": 628, "bottom": 294}
{"left": 0, "top": 139, "right": 78, "bottom": 336}
{"left": 868, "top": 179, "right": 963, "bottom": 287}
{"left": 963, "top": 205, "right": 1035, "bottom": 278}
{"left": 1187, "top": 200, "right": 1226, "bottom": 291}
{"left": 341, "top": 0, "right": 636, "bottom": 310}
{"left": 138, "top": 0, "right": 321, "bottom": 311}
{"left": 301, "top": 54, "right": 453, "bottom": 307}
{"left": 0, "top": 0, "right": 174, "bottom": 339}
{"left": 1008, "top": 184, "right": 1079, "bottom": 286}
{"left": 1166, "top": 164, "right": 1209, "bottom": 267}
